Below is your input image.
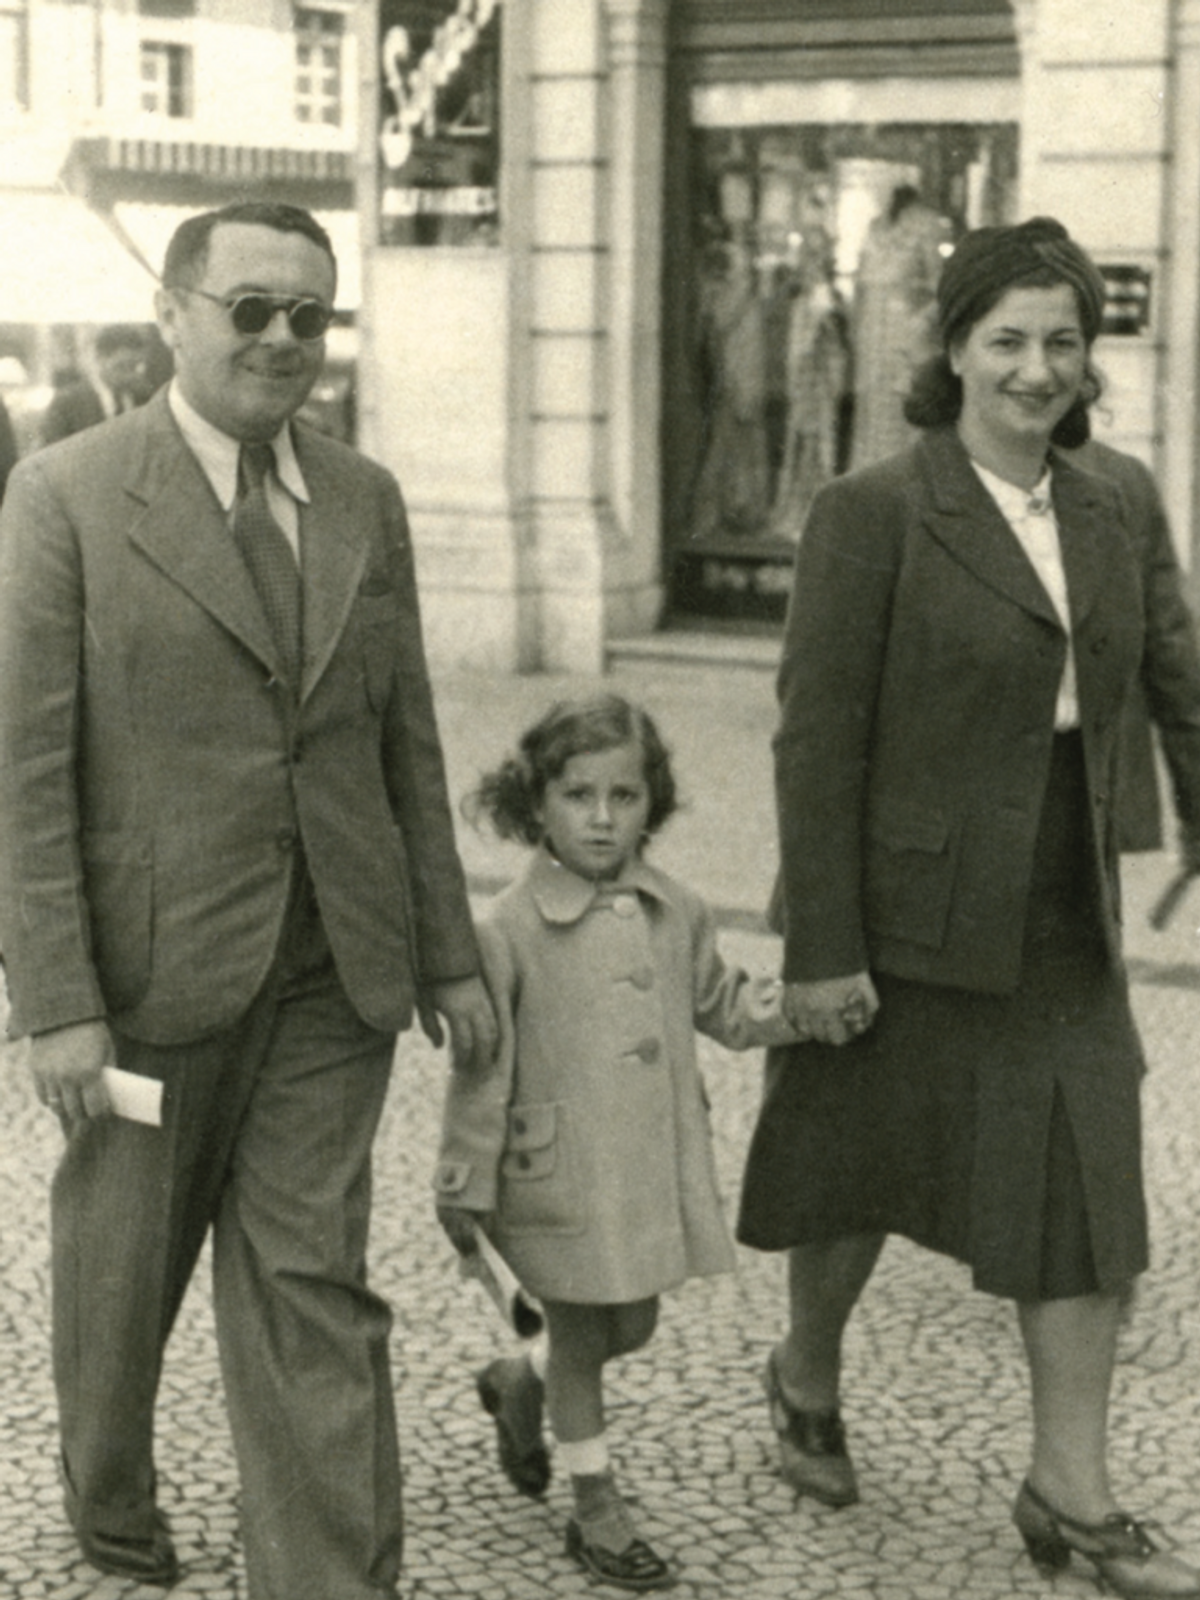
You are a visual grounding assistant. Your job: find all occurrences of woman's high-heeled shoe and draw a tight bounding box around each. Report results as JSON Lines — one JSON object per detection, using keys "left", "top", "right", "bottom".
{"left": 1013, "top": 1479, "right": 1200, "bottom": 1599}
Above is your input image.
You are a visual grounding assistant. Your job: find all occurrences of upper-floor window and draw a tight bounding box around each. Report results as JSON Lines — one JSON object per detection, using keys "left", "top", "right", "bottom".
{"left": 140, "top": 40, "right": 192, "bottom": 117}
{"left": 295, "top": 9, "right": 343, "bottom": 127}
{"left": 0, "top": 0, "right": 29, "bottom": 112}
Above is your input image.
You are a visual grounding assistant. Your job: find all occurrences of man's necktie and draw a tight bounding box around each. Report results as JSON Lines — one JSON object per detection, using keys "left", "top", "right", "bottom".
{"left": 233, "top": 442, "right": 302, "bottom": 684}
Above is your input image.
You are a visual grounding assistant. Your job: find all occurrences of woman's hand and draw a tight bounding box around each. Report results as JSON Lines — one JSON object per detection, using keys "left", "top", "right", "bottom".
{"left": 782, "top": 972, "right": 879, "bottom": 1046}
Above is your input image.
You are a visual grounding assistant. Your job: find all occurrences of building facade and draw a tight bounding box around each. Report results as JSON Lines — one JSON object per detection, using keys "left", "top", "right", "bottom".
{"left": 354, "top": 0, "right": 1200, "bottom": 673}
{"left": 0, "top": 0, "right": 360, "bottom": 446}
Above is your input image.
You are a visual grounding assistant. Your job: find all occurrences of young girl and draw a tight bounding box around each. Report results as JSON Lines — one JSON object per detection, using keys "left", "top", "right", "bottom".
{"left": 434, "top": 694, "right": 800, "bottom": 1592}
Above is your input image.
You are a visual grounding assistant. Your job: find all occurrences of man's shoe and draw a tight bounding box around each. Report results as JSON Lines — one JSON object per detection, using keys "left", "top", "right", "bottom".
{"left": 476, "top": 1355, "right": 551, "bottom": 1497}
{"left": 77, "top": 1515, "right": 179, "bottom": 1587}
{"left": 763, "top": 1349, "right": 859, "bottom": 1506}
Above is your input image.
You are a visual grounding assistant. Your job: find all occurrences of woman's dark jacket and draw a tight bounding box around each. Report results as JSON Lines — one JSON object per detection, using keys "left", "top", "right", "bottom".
{"left": 773, "top": 426, "right": 1200, "bottom": 994}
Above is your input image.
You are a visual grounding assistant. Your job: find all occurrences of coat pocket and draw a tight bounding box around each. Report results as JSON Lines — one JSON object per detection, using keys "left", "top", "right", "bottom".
{"left": 864, "top": 798, "right": 957, "bottom": 951}
{"left": 498, "top": 1102, "right": 585, "bottom": 1236}
{"left": 81, "top": 830, "right": 153, "bottom": 1012}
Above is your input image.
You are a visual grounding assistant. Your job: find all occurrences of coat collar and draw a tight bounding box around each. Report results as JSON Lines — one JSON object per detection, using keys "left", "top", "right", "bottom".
{"left": 525, "top": 845, "right": 671, "bottom": 925}
{"left": 123, "top": 391, "right": 369, "bottom": 701}
{"left": 915, "top": 427, "right": 1116, "bottom": 630}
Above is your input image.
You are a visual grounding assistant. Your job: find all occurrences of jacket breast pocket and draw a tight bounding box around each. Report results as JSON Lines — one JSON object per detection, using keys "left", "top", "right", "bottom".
{"left": 864, "top": 799, "right": 957, "bottom": 951}
{"left": 499, "top": 1102, "right": 585, "bottom": 1236}
{"left": 81, "top": 831, "right": 153, "bottom": 1013}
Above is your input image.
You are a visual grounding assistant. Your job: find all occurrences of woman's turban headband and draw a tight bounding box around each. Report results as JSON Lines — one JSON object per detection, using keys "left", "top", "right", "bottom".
{"left": 936, "top": 217, "right": 1107, "bottom": 346}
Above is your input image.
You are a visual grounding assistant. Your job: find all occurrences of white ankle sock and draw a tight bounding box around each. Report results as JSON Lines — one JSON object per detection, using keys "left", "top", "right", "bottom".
{"left": 556, "top": 1435, "right": 610, "bottom": 1478}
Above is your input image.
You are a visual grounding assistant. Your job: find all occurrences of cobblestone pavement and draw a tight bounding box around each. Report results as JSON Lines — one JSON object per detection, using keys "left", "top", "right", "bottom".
{"left": 5, "top": 661, "right": 1200, "bottom": 1599}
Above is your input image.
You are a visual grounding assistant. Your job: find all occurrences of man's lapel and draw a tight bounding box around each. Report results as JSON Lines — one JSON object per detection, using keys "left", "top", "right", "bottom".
{"left": 124, "top": 394, "right": 281, "bottom": 674}
{"left": 293, "top": 429, "right": 370, "bottom": 704}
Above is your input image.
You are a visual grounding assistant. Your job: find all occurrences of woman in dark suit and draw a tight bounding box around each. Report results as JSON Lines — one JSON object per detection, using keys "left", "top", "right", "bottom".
{"left": 738, "top": 218, "right": 1200, "bottom": 1600}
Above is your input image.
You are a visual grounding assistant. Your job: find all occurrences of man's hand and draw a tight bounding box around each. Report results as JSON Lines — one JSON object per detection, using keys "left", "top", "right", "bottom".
{"left": 782, "top": 972, "right": 879, "bottom": 1047}
{"left": 418, "top": 975, "right": 498, "bottom": 1075}
{"left": 27, "top": 1020, "right": 116, "bottom": 1125}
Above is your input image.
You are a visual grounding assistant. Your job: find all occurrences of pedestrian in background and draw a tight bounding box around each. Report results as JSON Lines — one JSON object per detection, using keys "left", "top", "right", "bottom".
{"left": 0, "top": 200, "right": 496, "bottom": 1600}
{"left": 435, "top": 693, "right": 800, "bottom": 1593}
{"left": 40, "top": 322, "right": 149, "bottom": 444}
{"left": 739, "top": 218, "right": 1200, "bottom": 1600}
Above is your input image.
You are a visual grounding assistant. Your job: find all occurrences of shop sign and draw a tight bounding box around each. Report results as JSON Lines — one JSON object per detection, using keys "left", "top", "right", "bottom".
{"left": 1098, "top": 264, "right": 1151, "bottom": 336}
{"left": 378, "top": 0, "right": 501, "bottom": 246}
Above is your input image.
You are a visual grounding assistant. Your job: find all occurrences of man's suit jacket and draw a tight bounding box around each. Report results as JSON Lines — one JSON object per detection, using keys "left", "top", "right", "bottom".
{"left": 773, "top": 426, "right": 1200, "bottom": 996}
{"left": 40, "top": 379, "right": 108, "bottom": 445}
{"left": 0, "top": 391, "right": 478, "bottom": 1044}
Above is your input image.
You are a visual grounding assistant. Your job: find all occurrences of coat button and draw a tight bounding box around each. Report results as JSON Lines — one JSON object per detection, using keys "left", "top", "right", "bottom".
{"left": 516, "top": 1152, "right": 532, "bottom": 1171}
{"left": 612, "top": 895, "right": 638, "bottom": 918}
{"left": 512, "top": 1117, "right": 527, "bottom": 1136}
{"left": 629, "top": 966, "right": 655, "bottom": 991}
{"left": 276, "top": 828, "right": 296, "bottom": 852}
{"left": 633, "top": 1038, "right": 661, "bottom": 1064}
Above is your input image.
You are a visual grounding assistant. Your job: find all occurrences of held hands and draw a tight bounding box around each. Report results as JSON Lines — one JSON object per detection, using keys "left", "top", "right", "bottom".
{"left": 27, "top": 1019, "right": 116, "bottom": 1126}
{"left": 782, "top": 971, "right": 880, "bottom": 1047}
{"left": 418, "top": 975, "right": 499, "bottom": 1076}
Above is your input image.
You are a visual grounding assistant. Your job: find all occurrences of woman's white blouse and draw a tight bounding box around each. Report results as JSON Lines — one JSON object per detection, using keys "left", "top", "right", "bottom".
{"left": 971, "top": 459, "right": 1079, "bottom": 730}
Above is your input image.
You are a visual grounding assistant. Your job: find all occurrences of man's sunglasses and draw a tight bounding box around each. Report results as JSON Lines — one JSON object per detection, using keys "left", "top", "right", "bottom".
{"left": 181, "top": 286, "right": 334, "bottom": 342}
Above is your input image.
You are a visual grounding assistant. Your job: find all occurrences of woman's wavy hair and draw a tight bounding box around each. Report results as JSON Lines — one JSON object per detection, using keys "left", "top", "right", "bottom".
{"left": 463, "top": 694, "right": 678, "bottom": 847}
{"left": 903, "top": 262, "right": 1103, "bottom": 448}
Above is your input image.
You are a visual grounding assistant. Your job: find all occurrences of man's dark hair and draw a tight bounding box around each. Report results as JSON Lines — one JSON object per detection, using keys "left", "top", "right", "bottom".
{"left": 161, "top": 202, "right": 336, "bottom": 295}
{"left": 94, "top": 324, "right": 147, "bottom": 358}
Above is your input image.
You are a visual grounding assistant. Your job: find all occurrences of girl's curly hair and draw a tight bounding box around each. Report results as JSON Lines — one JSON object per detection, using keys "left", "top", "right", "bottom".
{"left": 463, "top": 694, "right": 678, "bottom": 847}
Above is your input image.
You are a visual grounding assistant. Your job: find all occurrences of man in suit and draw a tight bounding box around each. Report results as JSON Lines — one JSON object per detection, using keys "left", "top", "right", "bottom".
{"left": 0, "top": 202, "right": 497, "bottom": 1600}
{"left": 40, "top": 322, "right": 150, "bottom": 444}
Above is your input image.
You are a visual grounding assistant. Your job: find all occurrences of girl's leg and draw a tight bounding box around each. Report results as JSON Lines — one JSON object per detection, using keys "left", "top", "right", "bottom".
{"left": 1018, "top": 1291, "right": 1121, "bottom": 1520}
{"left": 544, "top": 1298, "right": 672, "bottom": 1589}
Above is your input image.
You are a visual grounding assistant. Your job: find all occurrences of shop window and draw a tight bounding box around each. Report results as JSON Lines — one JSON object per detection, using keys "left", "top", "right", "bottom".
{"left": 664, "top": 118, "right": 1018, "bottom": 623}
{"left": 0, "top": 0, "right": 29, "bottom": 112}
{"left": 139, "top": 40, "right": 192, "bottom": 118}
{"left": 376, "top": 0, "right": 501, "bottom": 246}
{"left": 295, "top": 9, "right": 343, "bottom": 127}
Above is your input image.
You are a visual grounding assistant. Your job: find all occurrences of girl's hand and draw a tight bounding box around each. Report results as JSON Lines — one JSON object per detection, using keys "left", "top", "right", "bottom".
{"left": 782, "top": 972, "right": 879, "bottom": 1046}
{"left": 436, "top": 1202, "right": 490, "bottom": 1257}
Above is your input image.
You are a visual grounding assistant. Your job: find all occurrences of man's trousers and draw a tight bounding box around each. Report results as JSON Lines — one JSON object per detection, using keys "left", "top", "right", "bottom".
{"left": 50, "top": 899, "right": 403, "bottom": 1600}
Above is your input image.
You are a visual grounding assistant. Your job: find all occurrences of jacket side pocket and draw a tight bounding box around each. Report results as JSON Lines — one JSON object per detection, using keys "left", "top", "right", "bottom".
{"left": 499, "top": 1101, "right": 585, "bottom": 1236}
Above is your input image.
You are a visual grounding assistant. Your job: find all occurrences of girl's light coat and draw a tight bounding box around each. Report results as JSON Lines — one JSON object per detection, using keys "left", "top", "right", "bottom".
{"left": 436, "top": 848, "right": 797, "bottom": 1304}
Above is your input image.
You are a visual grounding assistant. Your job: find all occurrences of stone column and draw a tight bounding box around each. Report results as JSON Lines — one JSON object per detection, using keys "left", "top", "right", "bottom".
{"left": 600, "top": 0, "right": 668, "bottom": 640}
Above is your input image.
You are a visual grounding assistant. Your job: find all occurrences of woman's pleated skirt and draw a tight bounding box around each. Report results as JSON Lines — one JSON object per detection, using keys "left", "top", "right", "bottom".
{"left": 737, "top": 733, "right": 1149, "bottom": 1301}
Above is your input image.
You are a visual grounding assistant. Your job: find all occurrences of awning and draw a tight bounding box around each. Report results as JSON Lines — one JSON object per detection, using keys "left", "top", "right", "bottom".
{"left": 0, "top": 191, "right": 158, "bottom": 323}
{"left": 113, "top": 202, "right": 362, "bottom": 312}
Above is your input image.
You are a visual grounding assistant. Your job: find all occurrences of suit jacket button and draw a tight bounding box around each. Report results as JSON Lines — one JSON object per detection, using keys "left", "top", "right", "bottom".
{"left": 276, "top": 828, "right": 296, "bottom": 852}
{"left": 630, "top": 966, "right": 655, "bottom": 991}
{"left": 634, "top": 1038, "right": 661, "bottom": 1064}
{"left": 612, "top": 895, "right": 638, "bottom": 918}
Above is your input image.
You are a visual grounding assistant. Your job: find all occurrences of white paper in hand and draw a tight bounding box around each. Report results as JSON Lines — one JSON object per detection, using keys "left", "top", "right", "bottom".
{"left": 101, "top": 1066, "right": 163, "bottom": 1127}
